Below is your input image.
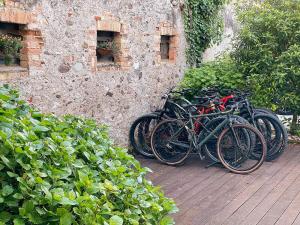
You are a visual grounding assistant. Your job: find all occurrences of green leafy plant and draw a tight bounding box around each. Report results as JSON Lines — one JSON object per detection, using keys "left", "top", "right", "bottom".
{"left": 0, "top": 85, "right": 177, "bottom": 224}
{"left": 97, "top": 40, "right": 119, "bottom": 54}
{"left": 0, "top": 34, "right": 22, "bottom": 66}
{"left": 180, "top": 57, "right": 245, "bottom": 96}
{"left": 183, "top": 0, "right": 226, "bottom": 66}
{"left": 232, "top": 0, "right": 300, "bottom": 133}
{"left": 282, "top": 116, "right": 300, "bottom": 137}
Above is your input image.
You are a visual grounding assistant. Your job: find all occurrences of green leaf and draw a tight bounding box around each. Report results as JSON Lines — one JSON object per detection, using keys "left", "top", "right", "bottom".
{"left": 13, "top": 218, "right": 25, "bottom": 225}
{"left": 33, "top": 125, "right": 49, "bottom": 132}
{"left": 57, "top": 208, "right": 73, "bottom": 225}
{"left": 2, "top": 102, "right": 16, "bottom": 109}
{"left": 22, "top": 200, "right": 34, "bottom": 214}
{"left": 0, "top": 155, "right": 13, "bottom": 169}
{"left": 7, "top": 171, "right": 18, "bottom": 177}
{"left": 0, "top": 211, "right": 11, "bottom": 223}
{"left": 160, "top": 216, "right": 175, "bottom": 225}
{"left": 109, "top": 215, "right": 123, "bottom": 225}
{"left": 60, "top": 197, "right": 78, "bottom": 206}
{"left": 13, "top": 193, "right": 24, "bottom": 200}
{"left": 2, "top": 184, "right": 14, "bottom": 196}
{"left": 60, "top": 212, "right": 72, "bottom": 225}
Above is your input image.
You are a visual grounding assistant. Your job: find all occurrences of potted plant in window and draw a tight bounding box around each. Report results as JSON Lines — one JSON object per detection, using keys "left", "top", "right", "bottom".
{"left": 97, "top": 40, "right": 119, "bottom": 57}
{"left": 0, "top": 34, "right": 22, "bottom": 66}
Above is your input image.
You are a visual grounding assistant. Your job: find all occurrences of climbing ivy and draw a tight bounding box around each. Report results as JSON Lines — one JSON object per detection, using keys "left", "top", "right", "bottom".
{"left": 184, "top": 0, "right": 226, "bottom": 66}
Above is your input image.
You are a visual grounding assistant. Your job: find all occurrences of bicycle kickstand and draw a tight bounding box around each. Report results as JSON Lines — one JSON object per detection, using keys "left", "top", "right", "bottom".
{"left": 205, "top": 161, "right": 222, "bottom": 168}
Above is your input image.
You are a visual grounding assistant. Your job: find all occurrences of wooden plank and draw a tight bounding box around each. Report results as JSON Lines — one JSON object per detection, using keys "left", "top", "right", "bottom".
{"left": 143, "top": 159, "right": 176, "bottom": 181}
{"left": 240, "top": 162, "right": 300, "bottom": 225}
{"left": 175, "top": 167, "right": 254, "bottom": 224}
{"left": 145, "top": 157, "right": 223, "bottom": 196}
{"left": 204, "top": 147, "right": 298, "bottom": 225}
{"left": 194, "top": 148, "right": 298, "bottom": 225}
{"left": 257, "top": 173, "right": 300, "bottom": 225}
{"left": 222, "top": 147, "right": 300, "bottom": 225}
{"left": 166, "top": 165, "right": 223, "bottom": 198}
{"left": 138, "top": 146, "right": 300, "bottom": 225}
{"left": 152, "top": 157, "right": 205, "bottom": 184}
{"left": 160, "top": 158, "right": 218, "bottom": 195}
{"left": 175, "top": 169, "right": 230, "bottom": 207}
{"left": 274, "top": 188, "right": 300, "bottom": 225}
{"left": 175, "top": 172, "right": 240, "bottom": 224}
{"left": 205, "top": 149, "right": 296, "bottom": 225}
{"left": 292, "top": 213, "right": 300, "bottom": 225}
{"left": 180, "top": 169, "right": 259, "bottom": 225}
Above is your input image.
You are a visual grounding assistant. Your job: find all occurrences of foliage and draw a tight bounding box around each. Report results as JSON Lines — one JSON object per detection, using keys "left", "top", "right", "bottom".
{"left": 0, "top": 85, "right": 177, "bottom": 225}
{"left": 232, "top": 0, "right": 300, "bottom": 114}
{"left": 183, "top": 0, "right": 226, "bottom": 66}
{"left": 282, "top": 116, "right": 300, "bottom": 136}
{"left": 97, "top": 40, "right": 119, "bottom": 54}
{"left": 180, "top": 57, "right": 245, "bottom": 95}
{"left": 0, "top": 34, "right": 22, "bottom": 66}
{"left": 293, "top": 126, "right": 300, "bottom": 137}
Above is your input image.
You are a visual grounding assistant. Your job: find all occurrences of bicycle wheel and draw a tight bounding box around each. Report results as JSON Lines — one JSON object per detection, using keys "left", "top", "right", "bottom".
{"left": 202, "top": 115, "right": 252, "bottom": 163}
{"left": 217, "top": 124, "right": 267, "bottom": 174}
{"left": 129, "top": 113, "right": 161, "bottom": 158}
{"left": 253, "top": 114, "right": 288, "bottom": 161}
{"left": 164, "top": 100, "right": 188, "bottom": 119}
{"left": 254, "top": 108, "right": 278, "bottom": 118}
{"left": 151, "top": 119, "right": 192, "bottom": 165}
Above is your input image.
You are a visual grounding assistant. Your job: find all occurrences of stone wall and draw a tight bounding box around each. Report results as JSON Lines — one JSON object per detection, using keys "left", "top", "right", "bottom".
{"left": 0, "top": 0, "right": 187, "bottom": 145}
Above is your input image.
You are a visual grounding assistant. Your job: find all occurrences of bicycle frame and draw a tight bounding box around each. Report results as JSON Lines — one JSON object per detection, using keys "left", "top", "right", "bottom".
{"left": 169, "top": 109, "right": 235, "bottom": 158}
{"left": 196, "top": 116, "right": 231, "bottom": 151}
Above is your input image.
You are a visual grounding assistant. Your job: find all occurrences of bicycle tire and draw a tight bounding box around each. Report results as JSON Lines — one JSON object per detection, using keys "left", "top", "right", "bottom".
{"left": 253, "top": 113, "right": 288, "bottom": 161}
{"left": 129, "top": 113, "right": 161, "bottom": 158}
{"left": 151, "top": 119, "right": 192, "bottom": 165}
{"left": 202, "top": 115, "right": 252, "bottom": 163}
{"left": 217, "top": 124, "right": 267, "bottom": 174}
{"left": 254, "top": 108, "right": 278, "bottom": 118}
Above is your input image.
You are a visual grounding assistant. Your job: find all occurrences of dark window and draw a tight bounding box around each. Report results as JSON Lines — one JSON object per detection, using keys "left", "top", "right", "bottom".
{"left": 160, "top": 35, "right": 170, "bottom": 60}
{"left": 97, "top": 31, "right": 118, "bottom": 63}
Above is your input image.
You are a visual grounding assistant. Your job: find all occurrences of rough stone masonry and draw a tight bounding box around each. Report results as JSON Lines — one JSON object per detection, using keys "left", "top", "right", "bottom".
{"left": 0, "top": 0, "right": 187, "bottom": 145}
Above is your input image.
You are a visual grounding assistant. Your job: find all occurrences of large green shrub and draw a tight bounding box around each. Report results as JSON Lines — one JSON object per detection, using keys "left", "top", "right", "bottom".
{"left": 232, "top": 0, "right": 300, "bottom": 132}
{"left": 180, "top": 57, "right": 245, "bottom": 94}
{"left": 0, "top": 85, "right": 177, "bottom": 225}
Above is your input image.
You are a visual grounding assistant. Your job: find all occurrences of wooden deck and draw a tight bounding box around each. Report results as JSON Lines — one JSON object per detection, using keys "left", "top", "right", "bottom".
{"left": 139, "top": 144, "right": 300, "bottom": 225}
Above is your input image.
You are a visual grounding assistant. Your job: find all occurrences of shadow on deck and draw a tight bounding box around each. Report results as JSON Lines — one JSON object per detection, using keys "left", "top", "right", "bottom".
{"left": 139, "top": 144, "right": 300, "bottom": 225}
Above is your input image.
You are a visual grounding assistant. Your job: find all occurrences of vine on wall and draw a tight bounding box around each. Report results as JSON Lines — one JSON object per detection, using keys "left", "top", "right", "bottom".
{"left": 183, "top": 0, "right": 226, "bottom": 66}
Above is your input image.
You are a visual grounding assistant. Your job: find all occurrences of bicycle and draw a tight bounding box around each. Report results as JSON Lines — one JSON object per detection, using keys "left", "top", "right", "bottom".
{"left": 202, "top": 88, "right": 287, "bottom": 161}
{"left": 150, "top": 105, "right": 267, "bottom": 174}
{"left": 129, "top": 88, "right": 195, "bottom": 158}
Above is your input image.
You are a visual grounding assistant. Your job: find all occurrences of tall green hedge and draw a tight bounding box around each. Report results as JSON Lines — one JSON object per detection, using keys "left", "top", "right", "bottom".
{"left": 0, "top": 85, "right": 177, "bottom": 225}
{"left": 232, "top": 0, "right": 300, "bottom": 132}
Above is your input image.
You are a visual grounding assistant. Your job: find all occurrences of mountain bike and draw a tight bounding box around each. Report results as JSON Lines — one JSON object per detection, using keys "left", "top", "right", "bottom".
{"left": 151, "top": 105, "right": 267, "bottom": 174}
{"left": 129, "top": 88, "right": 194, "bottom": 157}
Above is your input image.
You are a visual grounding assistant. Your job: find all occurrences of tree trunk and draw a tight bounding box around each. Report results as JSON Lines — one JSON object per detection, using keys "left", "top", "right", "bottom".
{"left": 290, "top": 114, "right": 298, "bottom": 135}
